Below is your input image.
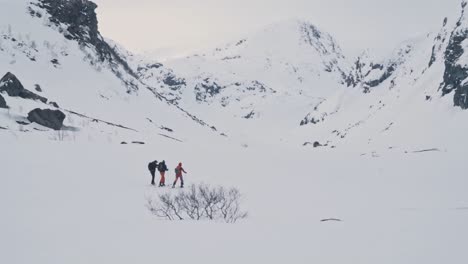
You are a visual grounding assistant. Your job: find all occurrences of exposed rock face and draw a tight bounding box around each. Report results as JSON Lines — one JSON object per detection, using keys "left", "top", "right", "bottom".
{"left": 0, "top": 94, "right": 8, "bottom": 109}
{"left": 49, "top": 101, "right": 60, "bottom": 108}
{"left": 37, "top": 0, "right": 99, "bottom": 43}
{"left": 299, "top": 22, "right": 348, "bottom": 80}
{"left": 0, "top": 72, "right": 48, "bottom": 103}
{"left": 440, "top": 2, "right": 468, "bottom": 109}
{"left": 429, "top": 18, "right": 450, "bottom": 68}
{"left": 27, "top": 108, "right": 66, "bottom": 130}
{"left": 34, "top": 0, "right": 136, "bottom": 78}
{"left": 163, "top": 74, "right": 186, "bottom": 87}
{"left": 195, "top": 79, "right": 224, "bottom": 102}
{"left": 346, "top": 45, "right": 412, "bottom": 92}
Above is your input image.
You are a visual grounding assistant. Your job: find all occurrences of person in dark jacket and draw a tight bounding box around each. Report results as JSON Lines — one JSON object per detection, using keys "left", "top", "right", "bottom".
{"left": 172, "top": 162, "right": 187, "bottom": 188}
{"left": 157, "top": 160, "right": 169, "bottom": 187}
{"left": 148, "top": 160, "right": 158, "bottom": 185}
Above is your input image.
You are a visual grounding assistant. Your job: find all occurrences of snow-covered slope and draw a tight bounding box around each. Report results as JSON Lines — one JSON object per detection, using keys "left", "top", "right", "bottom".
{"left": 295, "top": 2, "right": 468, "bottom": 153}
{"left": 1, "top": 0, "right": 468, "bottom": 264}
{"left": 135, "top": 20, "right": 351, "bottom": 144}
{"left": 134, "top": 5, "right": 468, "bottom": 149}
{"left": 0, "top": 0, "right": 221, "bottom": 145}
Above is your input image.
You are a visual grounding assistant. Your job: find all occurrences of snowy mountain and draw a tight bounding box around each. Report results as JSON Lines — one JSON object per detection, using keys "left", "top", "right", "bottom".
{"left": 134, "top": 19, "right": 353, "bottom": 144}
{"left": 0, "top": 0, "right": 222, "bottom": 144}
{"left": 2, "top": 0, "right": 466, "bottom": 147}
{"left": 131, "top": 8, "right": 468, "bottom": 149}
{"left": 1, "top": 1, "right": 468, "bottom": 263}
{"left": 296, "top": 2, "right": 468, "bottom": 153}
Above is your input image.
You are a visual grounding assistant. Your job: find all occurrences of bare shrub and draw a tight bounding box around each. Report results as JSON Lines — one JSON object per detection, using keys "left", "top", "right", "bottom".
{"left": 147, "top": 184, "right": 247, "bottom": 223}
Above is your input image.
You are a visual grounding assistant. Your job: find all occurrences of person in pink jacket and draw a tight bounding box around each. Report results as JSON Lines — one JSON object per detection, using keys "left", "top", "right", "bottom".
{"left": 172, "top": 162, "right": 187, "bottom": 188}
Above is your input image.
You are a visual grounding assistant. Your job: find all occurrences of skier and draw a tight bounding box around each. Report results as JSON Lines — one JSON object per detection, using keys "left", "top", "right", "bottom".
{"left": 172, "top": 162, "right": 187, "bottom": 188}
{"left": 157, "top": 160, "right": 169, "bottom": 187}
{"left": 148, "top": 160, "right": 158, "bottom": 186}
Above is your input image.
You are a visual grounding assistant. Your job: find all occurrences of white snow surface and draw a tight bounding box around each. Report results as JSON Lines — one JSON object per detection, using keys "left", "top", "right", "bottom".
{"left": 1, "top": 0, "right": 468, "bottom": 263}
{"left": 1, "top": 136, "right": 468, "bottom": 264}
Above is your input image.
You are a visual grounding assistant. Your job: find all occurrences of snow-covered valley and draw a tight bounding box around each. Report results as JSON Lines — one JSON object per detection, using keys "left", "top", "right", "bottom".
{"left": 1, "top": 0, "right": 467, "bottom": 263}
{"left": 2, "top": 136, "right": 467, "bottom": 263}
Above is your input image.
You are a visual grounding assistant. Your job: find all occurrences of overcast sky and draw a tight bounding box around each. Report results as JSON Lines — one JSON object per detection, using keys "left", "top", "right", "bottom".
{"left": 93, "top": 0, "right": 461, "bottom": 57}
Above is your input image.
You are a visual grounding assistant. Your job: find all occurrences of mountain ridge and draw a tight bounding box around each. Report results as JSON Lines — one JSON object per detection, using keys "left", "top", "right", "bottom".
{"left": 0, "top": 0, "right": 467, "bottom": 148}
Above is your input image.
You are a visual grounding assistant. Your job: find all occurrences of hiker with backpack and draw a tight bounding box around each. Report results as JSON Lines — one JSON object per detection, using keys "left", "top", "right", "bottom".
{"left": 173, "top": 162, "right": 187, "bottom": 188}
{"left": 148, "top": 160, "right": 158, "bottom": 186}
{"left": 157, "top": 160, "right": 169, "bottom": 187}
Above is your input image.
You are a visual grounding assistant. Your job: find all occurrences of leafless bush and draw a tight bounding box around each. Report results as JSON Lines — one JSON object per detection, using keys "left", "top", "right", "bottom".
{"left": 146, "top": 184, "right": 247, "bottom": 223}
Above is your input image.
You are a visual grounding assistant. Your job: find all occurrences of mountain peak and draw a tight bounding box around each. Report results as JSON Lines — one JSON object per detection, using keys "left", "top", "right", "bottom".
{"left": 207, "top": 18, "right": 347, "bottom": 73}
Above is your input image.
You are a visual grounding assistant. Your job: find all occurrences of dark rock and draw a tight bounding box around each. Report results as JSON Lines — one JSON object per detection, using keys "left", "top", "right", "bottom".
{"left": 16, "top": 121, "right": 30, "bottom": 125}
{"left": 36, "top": 0, "right": 99, "bottom": 45}
{"left": 0, "top": 72, "right": 26, "bottom": 96}
{"left": 412, "top": 148, "right": 440, "bottom": 153}
{"left": 440, "top": 3, "right": 468, "bottom": 109}
{"left": 246, "top": 81, "right": 270, "bottom": 93}
{"left": 34, "top": 84, "right": 42, "bottom": 92}
{"left": 454, "top": 85, "right": 468, "bottom": 108}
{"left": 163, "top": 74, "right": 186, "bottom": 87}
{"left": 347, "top": 46, "right": 411, "bottom": 91}
{"left": 429, "top": 18, "right": 449, "bottom": 68}
{"left": 131, "top": 141, "right": 145, "bottom": 145}
{"left": 147, "top": 63, "right": 163, "bottom": 69}
{"left": 49, "top": 101, "right": 60, "bottom": 108}
{"left": 0, "top": 72, "right": 48, "bottom": 103}
{"left": 244, "top": 111, "right": 255, "bottom": 119}
{"left": 0, "top": 94, "right": 7, "bottom": 109}
{"left": 160, "top": 126, "right": 174, "bottom": 133}
{"left": 235, "top": 39, "right": 246, "bottom": 46}
{"left": 121, "top": 141, "right": 128, "bottom": 145}
{"left": 51, "top": 58, "right": 60, "bottom": 66}
{"left": 300, "top": 116, "right": 320, "bottom": 126}
{"left": 195, "top": 78, "right": 223, "bottom": 101}
{"left": 137, "top": 63, "right": 163, "bottom": 73}
{"left": 303, "top": 141, "right": 326, "bottom": 147}
{"left": 34, "top": 0, "right": 137, "bottom": 79}
{"left": 364, "top": 63, "right": 396, "bottom": 88}
{"left": 320, "top": 218, "right": 342, "bottom": 222}
{"left": 27, "top": 108, "right": 66, "bottom": 130}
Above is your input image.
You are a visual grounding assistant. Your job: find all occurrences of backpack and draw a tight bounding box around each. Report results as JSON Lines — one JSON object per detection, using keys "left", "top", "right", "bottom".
{"left": 174, "top": 167, "right": 179, "bottom": 174}
{"left": 148, "top": 161, "right": 157, "bottom": 171}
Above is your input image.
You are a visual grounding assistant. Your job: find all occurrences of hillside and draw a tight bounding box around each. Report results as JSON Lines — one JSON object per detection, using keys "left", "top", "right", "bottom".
{"left": 0, "top": 0, "right": 467, "bottom": 264}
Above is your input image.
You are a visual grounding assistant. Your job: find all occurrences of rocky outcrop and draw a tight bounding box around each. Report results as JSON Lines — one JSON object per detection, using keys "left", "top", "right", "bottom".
{"left": 346, "top": 45, "right": 411, "bottom": 92}
{"left": 429, "top": 18, "right": 450, "bottom": 68}
{"left": 34, "top": 84, "right": 42, "bottom": 92}
{"left": 0, "top": 72, "right": 48, "bottom": 103}
{"left": 0, "top": 94, "right": 8, "bottom": 109}
{"left": 163, "top": 74, "right": 186, "bottom": 87}
{"left": 34, "top": 0, "right": 136, "bottom": 79}
{"left": 195, "top": 79, "right": 224, "bottom": 102}
{"left": 300, "top": 22, "right": 347, "bottom": 78}
{"left": 27, "top": 108, "right": 66, "bottom": 130}
{"left": 440, "top": 2, "right": 468, "bottom": 109}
